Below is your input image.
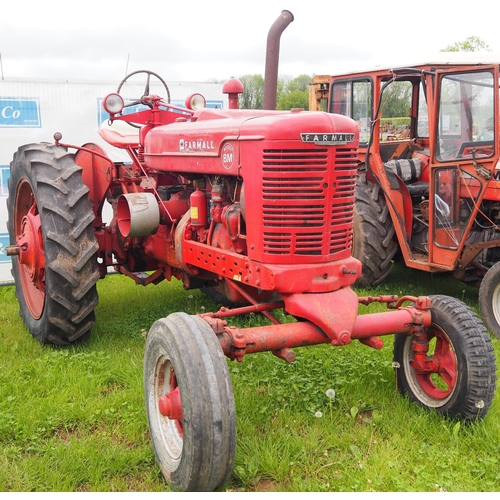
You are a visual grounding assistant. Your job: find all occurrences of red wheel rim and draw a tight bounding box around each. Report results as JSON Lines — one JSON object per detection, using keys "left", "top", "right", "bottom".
{"left": 158, "top": 371, "right": 184, "bottom": 436}
{"left": 410, "top": 327, "right": 457, "bottom": 400}
{"left": 14, "top": 179, "right": 46, "bottom": 319}
{"left": 157, "top": 359, "right": 184, "bottom": 438}
{"left": 151, "top": 354, "right": 184, "bottom": 463}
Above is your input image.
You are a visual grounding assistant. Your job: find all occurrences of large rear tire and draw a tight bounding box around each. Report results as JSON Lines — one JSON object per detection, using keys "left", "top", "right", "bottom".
{"left": 478, "top": 260, "right": 500, "bottom": 340}
{"left": 144, "top": 312, "right": 236, "bottom": 491}
{"left": 7, "top": 143, "right": 99, "bottom": 345}
{"left": 353, "top": 173, "right": 398, "bottom": 287}
{"left": 394, "top": 295, "right": 496, "bottom": 420}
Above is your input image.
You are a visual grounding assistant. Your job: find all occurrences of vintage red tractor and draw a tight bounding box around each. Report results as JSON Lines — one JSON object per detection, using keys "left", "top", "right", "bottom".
{"left": 5, "top": 14, "right": 498, "bottom": 493}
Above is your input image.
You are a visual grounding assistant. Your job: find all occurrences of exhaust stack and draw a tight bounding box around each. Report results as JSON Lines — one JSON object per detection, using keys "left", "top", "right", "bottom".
{"left": 263, "top": 10, "right": 294, "bottom": 110}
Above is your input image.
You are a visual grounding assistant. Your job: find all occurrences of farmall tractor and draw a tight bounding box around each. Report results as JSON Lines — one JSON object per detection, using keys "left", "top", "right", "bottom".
{"left": 5, "top": 18, "right": 498, "bottom": 491}
{"left": 309, "top": 56, "right": 500, "bottom": 340}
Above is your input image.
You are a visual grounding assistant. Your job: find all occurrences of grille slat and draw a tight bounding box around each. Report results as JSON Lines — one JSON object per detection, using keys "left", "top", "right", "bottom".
{"left": 261, "top": 148, "right": 357, "bottom": 257}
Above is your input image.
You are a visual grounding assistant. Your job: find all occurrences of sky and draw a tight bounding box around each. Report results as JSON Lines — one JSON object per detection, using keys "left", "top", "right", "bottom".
{"left": 1, "top": 0, "right": 500, "bottom": 84}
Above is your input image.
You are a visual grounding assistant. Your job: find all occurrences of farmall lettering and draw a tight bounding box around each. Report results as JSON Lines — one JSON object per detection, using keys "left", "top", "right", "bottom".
{"left": 301, "top": 132, "right": 354, "bottom": 145}
{"left": 179, "top": 138, "right": 215, "bottom": 152}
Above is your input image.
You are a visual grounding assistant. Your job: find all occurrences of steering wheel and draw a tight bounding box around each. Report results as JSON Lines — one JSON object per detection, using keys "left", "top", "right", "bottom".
{"left": 117, "top": 69, "right": 171, "bottom": 108}
{"left": 115, "top": 70, "right": 171, "bottom": 127}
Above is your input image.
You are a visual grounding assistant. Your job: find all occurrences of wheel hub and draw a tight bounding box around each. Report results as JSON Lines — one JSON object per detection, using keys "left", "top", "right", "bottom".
{"left": 13, "top": 179, "right": 47, "bottom": 319}
{"left": 159, "top": 387, "right": 183, "bottom": 420}
{"left": 17, "top": 205, "right": 46, "bottom": 291}
{"left": 409, "top": 330, "right": 457, "bottom": 400}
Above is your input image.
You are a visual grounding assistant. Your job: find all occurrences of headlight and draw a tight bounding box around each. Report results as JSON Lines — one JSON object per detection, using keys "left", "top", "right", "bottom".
{"left": 185, "top": 93, "right": 206, "bottom": 111}
{"left": 103, "top": 93, "right": 124, "bottom": 115}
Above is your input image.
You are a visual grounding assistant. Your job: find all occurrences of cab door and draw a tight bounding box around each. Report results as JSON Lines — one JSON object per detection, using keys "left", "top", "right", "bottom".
{"left": 428, "top": 66, "right": 499, "bottom": 268}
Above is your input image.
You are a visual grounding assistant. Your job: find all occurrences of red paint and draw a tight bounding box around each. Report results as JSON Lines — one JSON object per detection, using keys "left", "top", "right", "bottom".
{"left": 13, "top": 179, "right": 46, "bottom": 319}
{"left": 159, "top": 387, "right": 183, "bottom": 421}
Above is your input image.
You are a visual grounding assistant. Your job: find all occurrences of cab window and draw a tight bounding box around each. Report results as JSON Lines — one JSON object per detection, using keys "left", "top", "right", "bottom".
{"left": 436, "top": 71, "right": 495, "bottom": 162}
{"left": 379, "top": 80, "right": 413, "bottom": 142}
{"left": 330, "top": 80, "right": 371, "bottom": 144}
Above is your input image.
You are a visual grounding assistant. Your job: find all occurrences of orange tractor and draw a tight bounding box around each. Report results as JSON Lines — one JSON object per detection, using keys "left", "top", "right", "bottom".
{"left": 5, "top": 16, "right": 497, "bottom": 491}
{"left": 310, "top": 55, "right": 500, "bottom": 339}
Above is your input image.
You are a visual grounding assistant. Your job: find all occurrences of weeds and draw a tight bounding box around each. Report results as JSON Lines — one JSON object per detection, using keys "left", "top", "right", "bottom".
{"left": 0, "top": 264, "right": 499, "bottom": 492}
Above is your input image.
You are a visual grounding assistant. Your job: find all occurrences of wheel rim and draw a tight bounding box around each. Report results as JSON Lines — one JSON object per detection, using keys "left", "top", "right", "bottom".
{"left": 153, "top": 354, "right": 183, "bottom": 463}
{"left": 14, "top": 179, "right": 46, "bottom": 319}
{"left": 402, "top": 326, "right": 457, "bottom": 407}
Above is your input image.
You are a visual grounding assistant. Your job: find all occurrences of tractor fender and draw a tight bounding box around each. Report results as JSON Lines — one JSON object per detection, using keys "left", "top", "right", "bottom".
{"left": 75, "top": 143, "right": 113, "bottom": 216}
{"left": 384, "top": 168, "right": 413, "bottom": 239}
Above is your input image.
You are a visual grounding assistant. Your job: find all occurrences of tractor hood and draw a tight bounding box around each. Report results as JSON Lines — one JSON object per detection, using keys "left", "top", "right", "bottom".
{"left": 143, "top": 107, "right": 358, "bottom": 174}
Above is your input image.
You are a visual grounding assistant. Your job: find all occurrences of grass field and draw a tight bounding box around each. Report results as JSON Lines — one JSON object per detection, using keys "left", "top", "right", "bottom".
{"left": 1, "top": 263, "right": 499, "bottom": 492}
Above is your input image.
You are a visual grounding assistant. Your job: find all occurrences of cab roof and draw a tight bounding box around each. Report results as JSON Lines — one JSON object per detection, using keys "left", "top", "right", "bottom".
{"left": 320, "top": 52, "right": 500, "bottom": 78}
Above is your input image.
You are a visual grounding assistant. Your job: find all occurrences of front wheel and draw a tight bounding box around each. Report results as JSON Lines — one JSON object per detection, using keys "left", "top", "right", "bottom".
{"left": 394, "top": 295, "right": 496, "bottom": 420}
{"left": 144, "top": 312, "right": 236, "bottom": 491}
{"left": 478, "top": 260, "right": 500, "bottom": 340}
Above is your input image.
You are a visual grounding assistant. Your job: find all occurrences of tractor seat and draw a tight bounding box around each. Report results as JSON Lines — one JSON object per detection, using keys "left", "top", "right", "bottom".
{"left": 406, "top": 181, "right": 429, "bottom": 196}
{"left": 98, "top": 120, "right": 140, "bottom": 149}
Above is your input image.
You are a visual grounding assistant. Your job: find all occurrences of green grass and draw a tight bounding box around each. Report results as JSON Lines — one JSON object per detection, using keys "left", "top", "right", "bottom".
{"left": 0, "top": 264, "right": 499, "bottom": 492}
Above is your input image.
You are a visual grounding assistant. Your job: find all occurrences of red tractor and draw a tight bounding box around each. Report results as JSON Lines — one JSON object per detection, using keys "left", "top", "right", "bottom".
{"left": 6, "top": 19, "right": 498, "bottom": 492}
{"left": 309, "top": 56, "right": 500, "bottom": 340}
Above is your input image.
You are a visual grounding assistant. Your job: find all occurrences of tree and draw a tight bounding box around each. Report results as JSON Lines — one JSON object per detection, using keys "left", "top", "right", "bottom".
{"left": 276, "top": 89, "right": 309, "bottom": 110}
{"left": 238, "top": 74, "right": 265, "bottom": 109}
{"left": 237, "top": 73, "right": 313, "bottom": 110}
{"left": 276, "top": 75, "right": 291, "bottom": 104}
{"left": 441, "top": 36, "right": 492, "bottom": 52}
{"left": 276, "top": 74, "right": 313, "bottom": 110}
{"left": 285, "top": 74, "right": 311, "bottom": 92}
{"left": 381, "top": 81, "right": 412, "bottom": 118}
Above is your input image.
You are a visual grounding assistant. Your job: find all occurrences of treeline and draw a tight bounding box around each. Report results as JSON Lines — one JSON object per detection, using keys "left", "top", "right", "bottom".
{"left": 237, "top": 74, "right": 312, "bottom": 110}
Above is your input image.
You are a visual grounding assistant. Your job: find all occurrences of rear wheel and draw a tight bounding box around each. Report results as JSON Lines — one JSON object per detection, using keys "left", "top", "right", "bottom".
{"left": 144, "top": 312, "right": 236, "bottom": 491}
{"left": 353, "top": 173, "right": 398, "bottom": 287}
{"left": 393, "top": 295, "right": 496, "bottom": 420}
{"left": 7, "top": 143, "right": 99, "bottom": 345}
{"left": 478, "top": 261, "right": 500, "bottom": 340}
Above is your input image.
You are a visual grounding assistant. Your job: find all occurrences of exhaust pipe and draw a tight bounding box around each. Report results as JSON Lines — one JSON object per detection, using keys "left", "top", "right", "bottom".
{"left": 263, "top": 10, "right": 294, "bottom": 110}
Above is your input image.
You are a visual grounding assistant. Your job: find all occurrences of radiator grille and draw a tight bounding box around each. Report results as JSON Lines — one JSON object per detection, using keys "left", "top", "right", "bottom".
{"left": 261, "top": 148, "right": 357, "bottom": 257}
